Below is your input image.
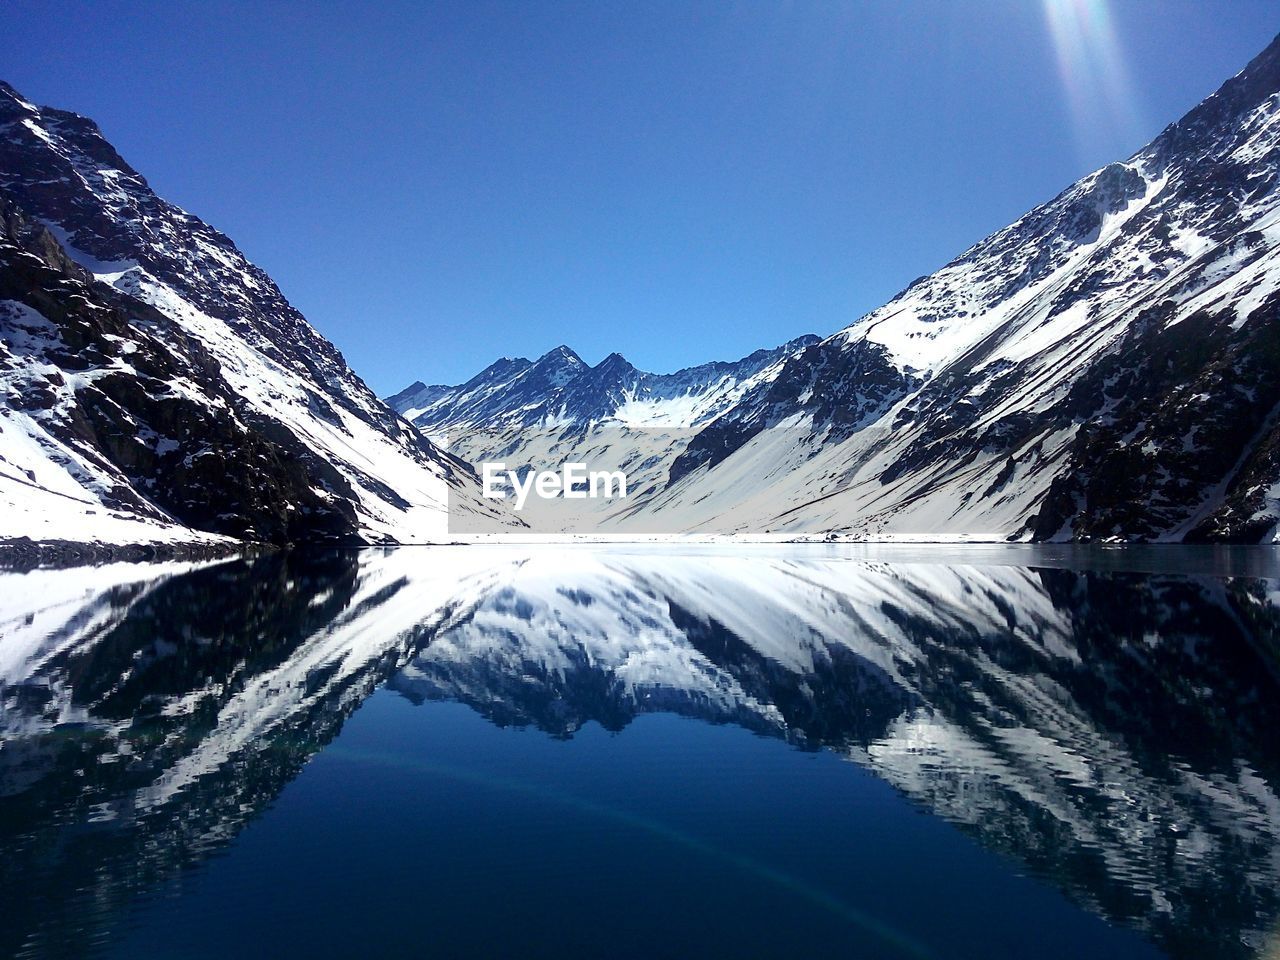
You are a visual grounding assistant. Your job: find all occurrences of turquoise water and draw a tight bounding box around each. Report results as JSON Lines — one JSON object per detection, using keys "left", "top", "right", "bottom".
{"left": 2, "top": 547, "right": 1278, "bottom": 958}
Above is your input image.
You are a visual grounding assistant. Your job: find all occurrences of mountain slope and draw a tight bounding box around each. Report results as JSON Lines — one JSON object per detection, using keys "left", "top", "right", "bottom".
{"left": 0, "top": 81, "right": 515, "bottom": 547}
{"left": 653, "top": 33, "right": 1280, "bottom": 542}
{"left": 410, "top": 34, "right": 1280, "bottom": 542}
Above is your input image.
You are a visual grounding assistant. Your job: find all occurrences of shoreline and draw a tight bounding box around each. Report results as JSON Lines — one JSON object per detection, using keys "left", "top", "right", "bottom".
{"left": 3, "top": 534, "right": 1278, "bottom": 575}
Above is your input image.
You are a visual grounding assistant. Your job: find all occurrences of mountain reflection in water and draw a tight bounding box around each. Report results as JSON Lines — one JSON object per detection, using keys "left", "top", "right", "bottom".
{"left": 1, "top": 546, "right": 1278, "bottom": 959}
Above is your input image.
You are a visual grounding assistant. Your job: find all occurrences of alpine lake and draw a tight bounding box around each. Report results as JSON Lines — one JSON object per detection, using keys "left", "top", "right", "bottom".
{"left": 2, "top": 544, "right": 1278, "bottom": 959}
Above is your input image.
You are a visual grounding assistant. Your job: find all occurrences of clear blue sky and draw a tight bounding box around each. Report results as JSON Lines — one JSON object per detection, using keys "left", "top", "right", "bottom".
{"left": 5, "top": 1, "right": 1278, "bottom": 393}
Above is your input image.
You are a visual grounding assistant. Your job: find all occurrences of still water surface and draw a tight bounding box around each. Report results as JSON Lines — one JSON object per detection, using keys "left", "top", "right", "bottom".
{"left": 1, "top": 545, "right": 1278, "bottom": 959}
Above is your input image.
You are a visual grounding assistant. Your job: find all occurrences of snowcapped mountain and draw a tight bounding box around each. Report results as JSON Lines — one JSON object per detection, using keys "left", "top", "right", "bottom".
{"left": 658, "top": 34, "right": 1280, "bottom": 542}
{"left": 391, "top": 336, "right": 820, "bottom": 434}
{"left": 8, "top": 29, "right": 1280, "bottom": 548}
{"left": 404, "top": 34, "right": 1280, "bottom": 542}
{"left": 0, "top": 81, "right": 516, "bottom": 549}
{"left": 387, "top": 337, "right": 818, "bottom": 531}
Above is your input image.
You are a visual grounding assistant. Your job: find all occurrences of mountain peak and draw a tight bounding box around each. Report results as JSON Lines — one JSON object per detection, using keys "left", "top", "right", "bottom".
{"left": 1139, "top": 30, "right": 1280, "bottom": 174}
{"left": 594, "top": 351, "right": 635, "bottom": 373}
{"left": 1233, "top": 29, "right": 1280, "bottom": 89}
{"left": 0, "top": 79, "right": 522, "bottom": 545}
{"left": 536, "top": 344, "right": 584, "bottom": 366}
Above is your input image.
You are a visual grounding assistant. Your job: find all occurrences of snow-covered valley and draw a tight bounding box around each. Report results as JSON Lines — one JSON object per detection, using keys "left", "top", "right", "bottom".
{"left": 393, "top": 35, "right": 1280, "bottom": 543}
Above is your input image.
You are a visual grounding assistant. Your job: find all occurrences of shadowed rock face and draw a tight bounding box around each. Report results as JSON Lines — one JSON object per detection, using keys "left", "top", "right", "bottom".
{"left": 0, "top": 81, "right": 514, "bottom": 547}
{"left": 0, "top": 82, "right": 380, "bottom": 434}
{"left": 2, "top": 549, "right": 1278, "bottom": 958}
{"left": 0, "top": 198, "right": 359, "bottom": 543}
{"left": 1033, "top": 296, "right": 1280, "bottom": 542}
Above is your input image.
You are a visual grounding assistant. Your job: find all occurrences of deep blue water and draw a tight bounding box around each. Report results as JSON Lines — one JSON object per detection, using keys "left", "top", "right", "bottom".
{"left": 2, "top": 546, "right": 1278, "bottom": 959}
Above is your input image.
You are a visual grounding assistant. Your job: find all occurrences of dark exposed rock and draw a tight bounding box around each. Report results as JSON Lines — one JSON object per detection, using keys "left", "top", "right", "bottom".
{"left": 0, "top": 197, "right": 361, "bottom": 543}
{"left": 0, "top": 80, "right": 507, "bottom": 547}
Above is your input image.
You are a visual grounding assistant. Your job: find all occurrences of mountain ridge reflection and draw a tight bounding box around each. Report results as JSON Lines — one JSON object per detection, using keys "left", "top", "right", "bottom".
{"left": 1, "top": 548, "right": 1278, "bottom": 959}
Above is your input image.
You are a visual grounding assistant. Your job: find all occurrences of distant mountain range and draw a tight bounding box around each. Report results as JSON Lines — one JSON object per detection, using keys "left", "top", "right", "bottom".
{"left": 388, "top": 335, "right": 821, "bottom": 433}
{"left": 386, "top": 336, "right": 823, "bottom": 531}
{"left": 393, "top": 33, "right": 1280, "bottom": 543}
{"left": 3, "top": 32, "right": 1280, "bottom": 548}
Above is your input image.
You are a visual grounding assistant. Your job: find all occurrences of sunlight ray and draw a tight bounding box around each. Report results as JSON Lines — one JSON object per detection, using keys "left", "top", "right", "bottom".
{"left": 1043, "top": 0, "right": 1148, "bottom": 156}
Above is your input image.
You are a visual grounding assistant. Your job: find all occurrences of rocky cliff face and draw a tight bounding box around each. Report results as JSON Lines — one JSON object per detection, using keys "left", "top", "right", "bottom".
{"left": 0, "top": 198, "right": 360, "bottom": 543}
{"left": 0, "top": 81, "right": 515, "bottom": 546}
